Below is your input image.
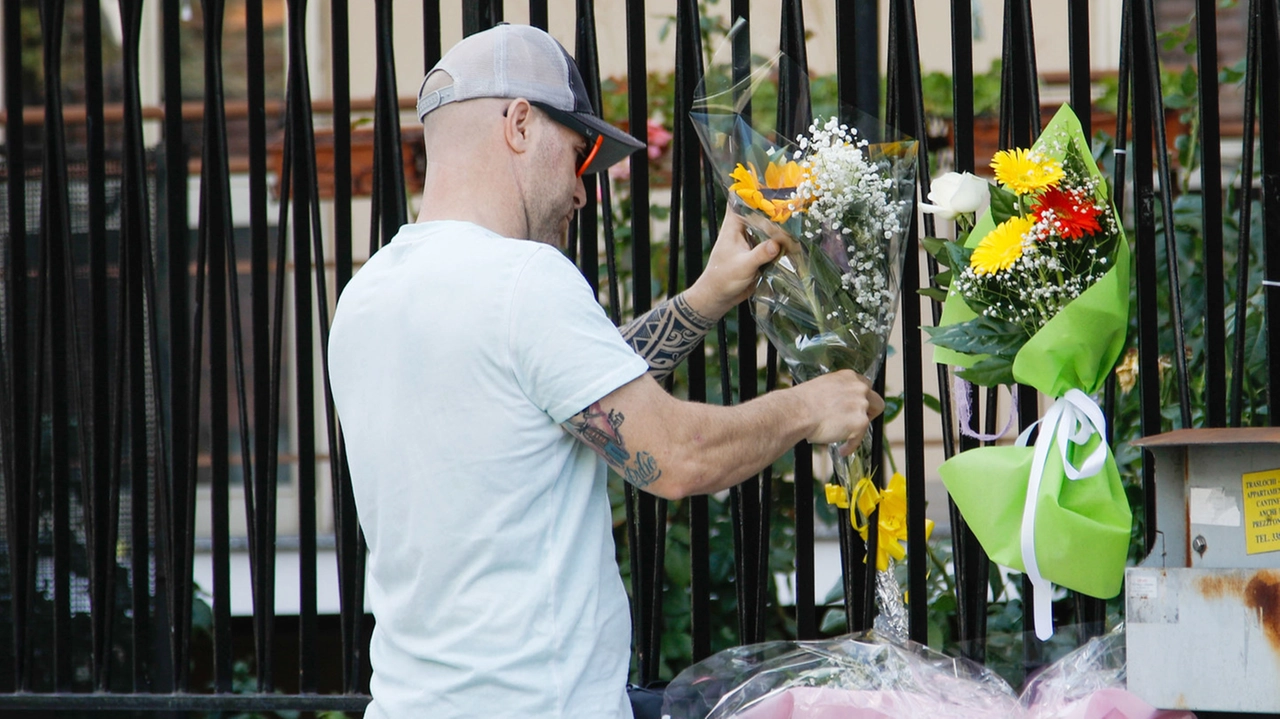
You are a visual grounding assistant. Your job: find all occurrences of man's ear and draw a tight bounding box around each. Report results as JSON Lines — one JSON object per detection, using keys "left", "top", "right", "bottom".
{"left": 503, "top": 98, "right": 536, "bottom": 155}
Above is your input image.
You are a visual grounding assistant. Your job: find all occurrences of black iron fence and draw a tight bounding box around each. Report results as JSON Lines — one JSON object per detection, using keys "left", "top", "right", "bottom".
{"left": 1, "top": 0, "right": 1277, "bottom": 713}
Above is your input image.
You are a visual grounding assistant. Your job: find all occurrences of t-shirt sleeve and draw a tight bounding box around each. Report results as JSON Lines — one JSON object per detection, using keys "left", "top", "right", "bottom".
{"left": 509, "top": 247, "right": 650, "bottom": 424}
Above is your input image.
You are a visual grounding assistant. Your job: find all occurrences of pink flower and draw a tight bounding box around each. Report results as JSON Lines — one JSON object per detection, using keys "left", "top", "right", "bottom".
{"left": 646, "top": 118, "right": 672, "bottom": 160}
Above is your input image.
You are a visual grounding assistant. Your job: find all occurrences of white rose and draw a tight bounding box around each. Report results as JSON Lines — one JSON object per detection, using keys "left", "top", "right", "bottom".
{"left": 919, "top": 171, "right": 989, "bottom": 221}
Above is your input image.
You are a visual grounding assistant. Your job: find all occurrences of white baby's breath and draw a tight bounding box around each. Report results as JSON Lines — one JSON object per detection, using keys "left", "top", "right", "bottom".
{"left": 792, "top": 118, "right": 911, "bottom": 338}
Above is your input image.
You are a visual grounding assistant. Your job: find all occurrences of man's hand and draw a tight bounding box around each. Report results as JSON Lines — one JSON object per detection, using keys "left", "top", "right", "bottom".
{"left": 791, "top": 370, "right": 885, "bottom": 456}
{"left": 682, "top": 211, "right": 782, "bottom": 320}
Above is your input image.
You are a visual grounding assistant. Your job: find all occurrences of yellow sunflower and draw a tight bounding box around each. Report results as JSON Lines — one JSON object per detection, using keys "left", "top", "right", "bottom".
{"left": 970, "top": 215, "right": 1034, "bottom": 276}
{"left": 990, "top": 147, "right": 1064, "bottom": 195}
{"left": 728, "top": 161, "right": 808, "bottom": 222}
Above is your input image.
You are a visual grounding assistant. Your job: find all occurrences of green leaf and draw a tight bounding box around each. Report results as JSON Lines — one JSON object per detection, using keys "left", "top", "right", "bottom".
{"left": 918, "top": 286, "right": 949, "bottom": 302}
{"left": 956, "top": 355, "right": 1017, "bottom": 386}
{"left": 924, "top": 315, "right": 1026, "bottom": 358}
{"left": 921, "top": 236, "right": 951, "bottom": 266}
{"left": 988, "top": 183, "right": 1019, "bottom": 226}
{"left": 943, "top": 240, "right": 972, "bottom": 272}
{"left": 882, "top": 393, "right": 905, "bottom": 423}
{"left": 921, "top": 393, "right": 944, "bottom": 414}
{"left": 1180, "top": 66, "right": 1199, "bottom": 96}
{"left": 934, "top": 269, "right": 952, "bottom": 289}
{"left": 820, "top": 606, "right": 849, "bottom": 634}
{"left": 822, "top": 575, "right": 845, "bottom": 605}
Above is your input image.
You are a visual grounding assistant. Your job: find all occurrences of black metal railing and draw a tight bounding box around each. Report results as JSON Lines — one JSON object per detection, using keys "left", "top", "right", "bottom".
{"left": 1, "top": 0, "right": 1277, "bottom": 713}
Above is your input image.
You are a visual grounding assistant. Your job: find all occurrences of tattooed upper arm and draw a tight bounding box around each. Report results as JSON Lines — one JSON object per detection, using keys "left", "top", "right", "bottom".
{"left": 563, "top": 400, "right": 663, "bottom": 490}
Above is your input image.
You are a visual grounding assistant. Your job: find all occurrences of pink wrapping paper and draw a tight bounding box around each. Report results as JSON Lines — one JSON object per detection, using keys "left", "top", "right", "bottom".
{"left": 726, "top": 686, "right": 1198, "bottom": 719}
{"left": 1043, "top": 687, "right": 1196, "bottom": 719}
{"left": 727, "top": 686, "right": 1014, "bottom": 719}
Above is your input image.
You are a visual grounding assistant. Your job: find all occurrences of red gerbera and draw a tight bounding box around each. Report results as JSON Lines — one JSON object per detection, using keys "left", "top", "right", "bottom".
{"left": 1032, "top": 186, "right": 1103, "bottom": 240}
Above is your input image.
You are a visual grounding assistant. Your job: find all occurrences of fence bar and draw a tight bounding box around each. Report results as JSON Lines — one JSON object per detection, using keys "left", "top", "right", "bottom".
{"left": 835, "top": 0, "right": 880, "bottom": 117}
{"left": 1261, "top": 0, "right": 1280, "bottom": 409}
{"left": 37, "top": 0, "right": 79, "bottom": 691}
{"left": 832, "top": 0, "right": 875, "bottom": 633}
{"left": 371, "top": 0, "right": 407, "bottom": 252}
{"left": 619, "top": 0, "right": 668, "bottom": 682}
{"left": 1068, "top": 0, "right": 1091, "bottom": 138}
{"left": 949, "top": 0, "right": 986, "bottom": 653}
{"left": 998, "top": 0, "right": 1049, "bottom": 667}
{"left": 423, "top": 0, "right": 442, "bottom": 69}
{"left": 159, "top": 0, "right": 195, "bottom": 693}
{"left": 282, "top": 0, "right": 330, "bottom": 693}
{"left": 529, "top": 0, "right": 548, "bottom": 30}
{"left": 243, "top": 0, "right": 277, "bottom": 694}
{"left": 79, "top": 0, "right": 114, "bottom": 692}
{"left": 1064, "top": 0, "right": 1107, "bottom": 638}
{"left": 775, "top": 0, "right": 818, "bottom": 639}
{"left": 1140, "top": 2, "right": 1192, "bottom": 432}
{"left": 576, "top": 1, "right": 601, "bottom": 299}
{"left": 885, "top": 0, "right": 930, "bottom": 645}
{"left": 303, "top": 0, "right": 352, "bottom": 690}
{"left": 120, "top": 0, "right": 168, "bottom": 693}
{"left": 330, "top": 0, "right": 367, "bottom": 694}
{"left": 725, "top": 0, "right": 774, "bottom": 647}
{"left": 0, "top": 0, "right": 29, "bottom": 692}
{"left": 1230, "top": 4, "right": 1260, "bottom": 427}
{"left": 1128, "top": 0, "right": 1164, "bottom": 563}
{"left": 1195, "top": 1, "right": 1227, "bottom": 428}
{"left": 196, "top": 0, "right": 235, "bottom": 693}
{"left": 463, "top": 1, "right": 499, "bottom": 36}
{"left": 938, "top": 0, "right": 989, "bottom": 662}
{"left": 680, "top": 0, "right": 718, "bottom": 661}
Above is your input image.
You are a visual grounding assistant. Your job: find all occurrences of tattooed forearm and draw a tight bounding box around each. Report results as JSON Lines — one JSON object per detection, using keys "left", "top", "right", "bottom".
{"left": 619, "top": 293, "right": 716, "bottom": 381}
{"left": 563, "top": 401, "right": 663, "bottom": 489}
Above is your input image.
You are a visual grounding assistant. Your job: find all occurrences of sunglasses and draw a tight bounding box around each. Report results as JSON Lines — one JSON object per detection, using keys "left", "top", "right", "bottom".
{"left": 576, "top": 134, "right": 604, "bottom": 177}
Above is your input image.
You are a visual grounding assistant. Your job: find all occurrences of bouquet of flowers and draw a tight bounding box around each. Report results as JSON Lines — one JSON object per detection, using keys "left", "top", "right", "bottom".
{"left": 691, "top": 36, "right": 918, "bottom": 629}
{"left": 924, "top": 105, "right": 1132, "bottom": 641}
{"left": 691, "top": 47, "right": 916, "bottom": 489}
{"left": 660, "top": 632, "right": 1023, "bottom": 719}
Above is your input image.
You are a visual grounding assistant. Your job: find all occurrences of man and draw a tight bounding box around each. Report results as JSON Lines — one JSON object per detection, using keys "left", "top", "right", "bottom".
{"left": 327, "top": 23, "right": 882, "bottom": 719}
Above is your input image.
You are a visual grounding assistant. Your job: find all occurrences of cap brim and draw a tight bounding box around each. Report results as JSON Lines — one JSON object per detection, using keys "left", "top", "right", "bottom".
{"left": 535, "top": 103, "right": 646, "bottom": 175}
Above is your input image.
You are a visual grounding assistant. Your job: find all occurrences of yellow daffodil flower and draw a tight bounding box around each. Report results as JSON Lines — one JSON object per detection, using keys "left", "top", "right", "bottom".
{"left": 728, "top": 161, "right": 808, "bottom": 222}
{"left": 970, "top": 215, "right": 1034, "bottom": 276}
{"left": 990, "top": 147, "right": 1064, "bottom": 195}
{"left": 851, "top": 473, "right": 934, "bottom": 571}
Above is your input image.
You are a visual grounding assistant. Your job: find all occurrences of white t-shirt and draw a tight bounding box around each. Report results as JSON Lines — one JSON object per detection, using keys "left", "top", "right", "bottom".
{"left": 328, "top": 221, "right": 648, "bottom": 719}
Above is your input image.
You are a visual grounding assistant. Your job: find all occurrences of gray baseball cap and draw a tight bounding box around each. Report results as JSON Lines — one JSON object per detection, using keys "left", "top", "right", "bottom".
{"left": 417, "top": 24, "right": 645, "bottom": 175}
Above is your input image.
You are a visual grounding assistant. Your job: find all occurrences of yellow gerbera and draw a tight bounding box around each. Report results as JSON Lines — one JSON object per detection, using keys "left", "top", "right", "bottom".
{"left": 990, "top": 147, "right": 1064, "bottom": 195}
{"left": 970, "top": 215, "right": 1034, "bottom": 276}
{"left": 728, "top": 161, "right": 808, "bottom": 222}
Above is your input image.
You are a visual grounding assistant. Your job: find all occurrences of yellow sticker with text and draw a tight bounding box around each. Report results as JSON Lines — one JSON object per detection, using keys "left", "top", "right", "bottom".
{"left": 1242, "top": 468, "right": 1280, "bottom": 554}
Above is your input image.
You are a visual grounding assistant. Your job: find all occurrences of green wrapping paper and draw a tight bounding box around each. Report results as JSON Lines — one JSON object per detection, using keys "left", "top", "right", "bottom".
{"left": 928, "top": 104, "right": 1133, "bottom": 604}
{"left": 937, "top": 426, "right": 1130, "bottom": 599}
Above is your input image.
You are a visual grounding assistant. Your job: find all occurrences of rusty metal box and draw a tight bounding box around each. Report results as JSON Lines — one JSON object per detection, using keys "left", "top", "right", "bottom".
{"left": 1127, "top": 429, "right": 1280, "bottom": 714}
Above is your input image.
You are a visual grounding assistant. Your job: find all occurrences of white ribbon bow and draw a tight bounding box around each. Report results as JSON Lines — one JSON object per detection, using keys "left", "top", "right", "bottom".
{"left": 1014, "top": 388, "right": 1109, "bottom": 640}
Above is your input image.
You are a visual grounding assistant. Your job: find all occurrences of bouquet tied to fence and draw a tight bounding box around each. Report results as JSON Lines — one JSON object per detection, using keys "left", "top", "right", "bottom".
{"left": 924, "top": 104, "right": 1132, "bottom": 641}
{"left": 691, "top": 29, "right": 919, "bottom": 633}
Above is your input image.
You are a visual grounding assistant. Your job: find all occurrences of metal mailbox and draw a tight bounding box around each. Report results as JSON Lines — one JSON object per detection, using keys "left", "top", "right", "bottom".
{"left": 1127, "top": 428, "right": 1280, "bottom": 714}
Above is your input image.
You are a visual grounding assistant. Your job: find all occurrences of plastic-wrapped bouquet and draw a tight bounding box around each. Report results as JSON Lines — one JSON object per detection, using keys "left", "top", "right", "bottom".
{"left": 661, "top": 632, "right": 1022, "bottom": 719}
{"left": 925, "top": 105, "right": 1132, "bottom": 641}
{"left": 690, "top": 27, "right": 918, "bottom": 559}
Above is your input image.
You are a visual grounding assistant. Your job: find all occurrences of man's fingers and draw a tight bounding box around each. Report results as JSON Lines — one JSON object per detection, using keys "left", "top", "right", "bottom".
{"left": 751, "top": 239, "right": 781, "bottom": 265}
{"left": 867, "top": 390, "right": 885, "bottom": 419}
